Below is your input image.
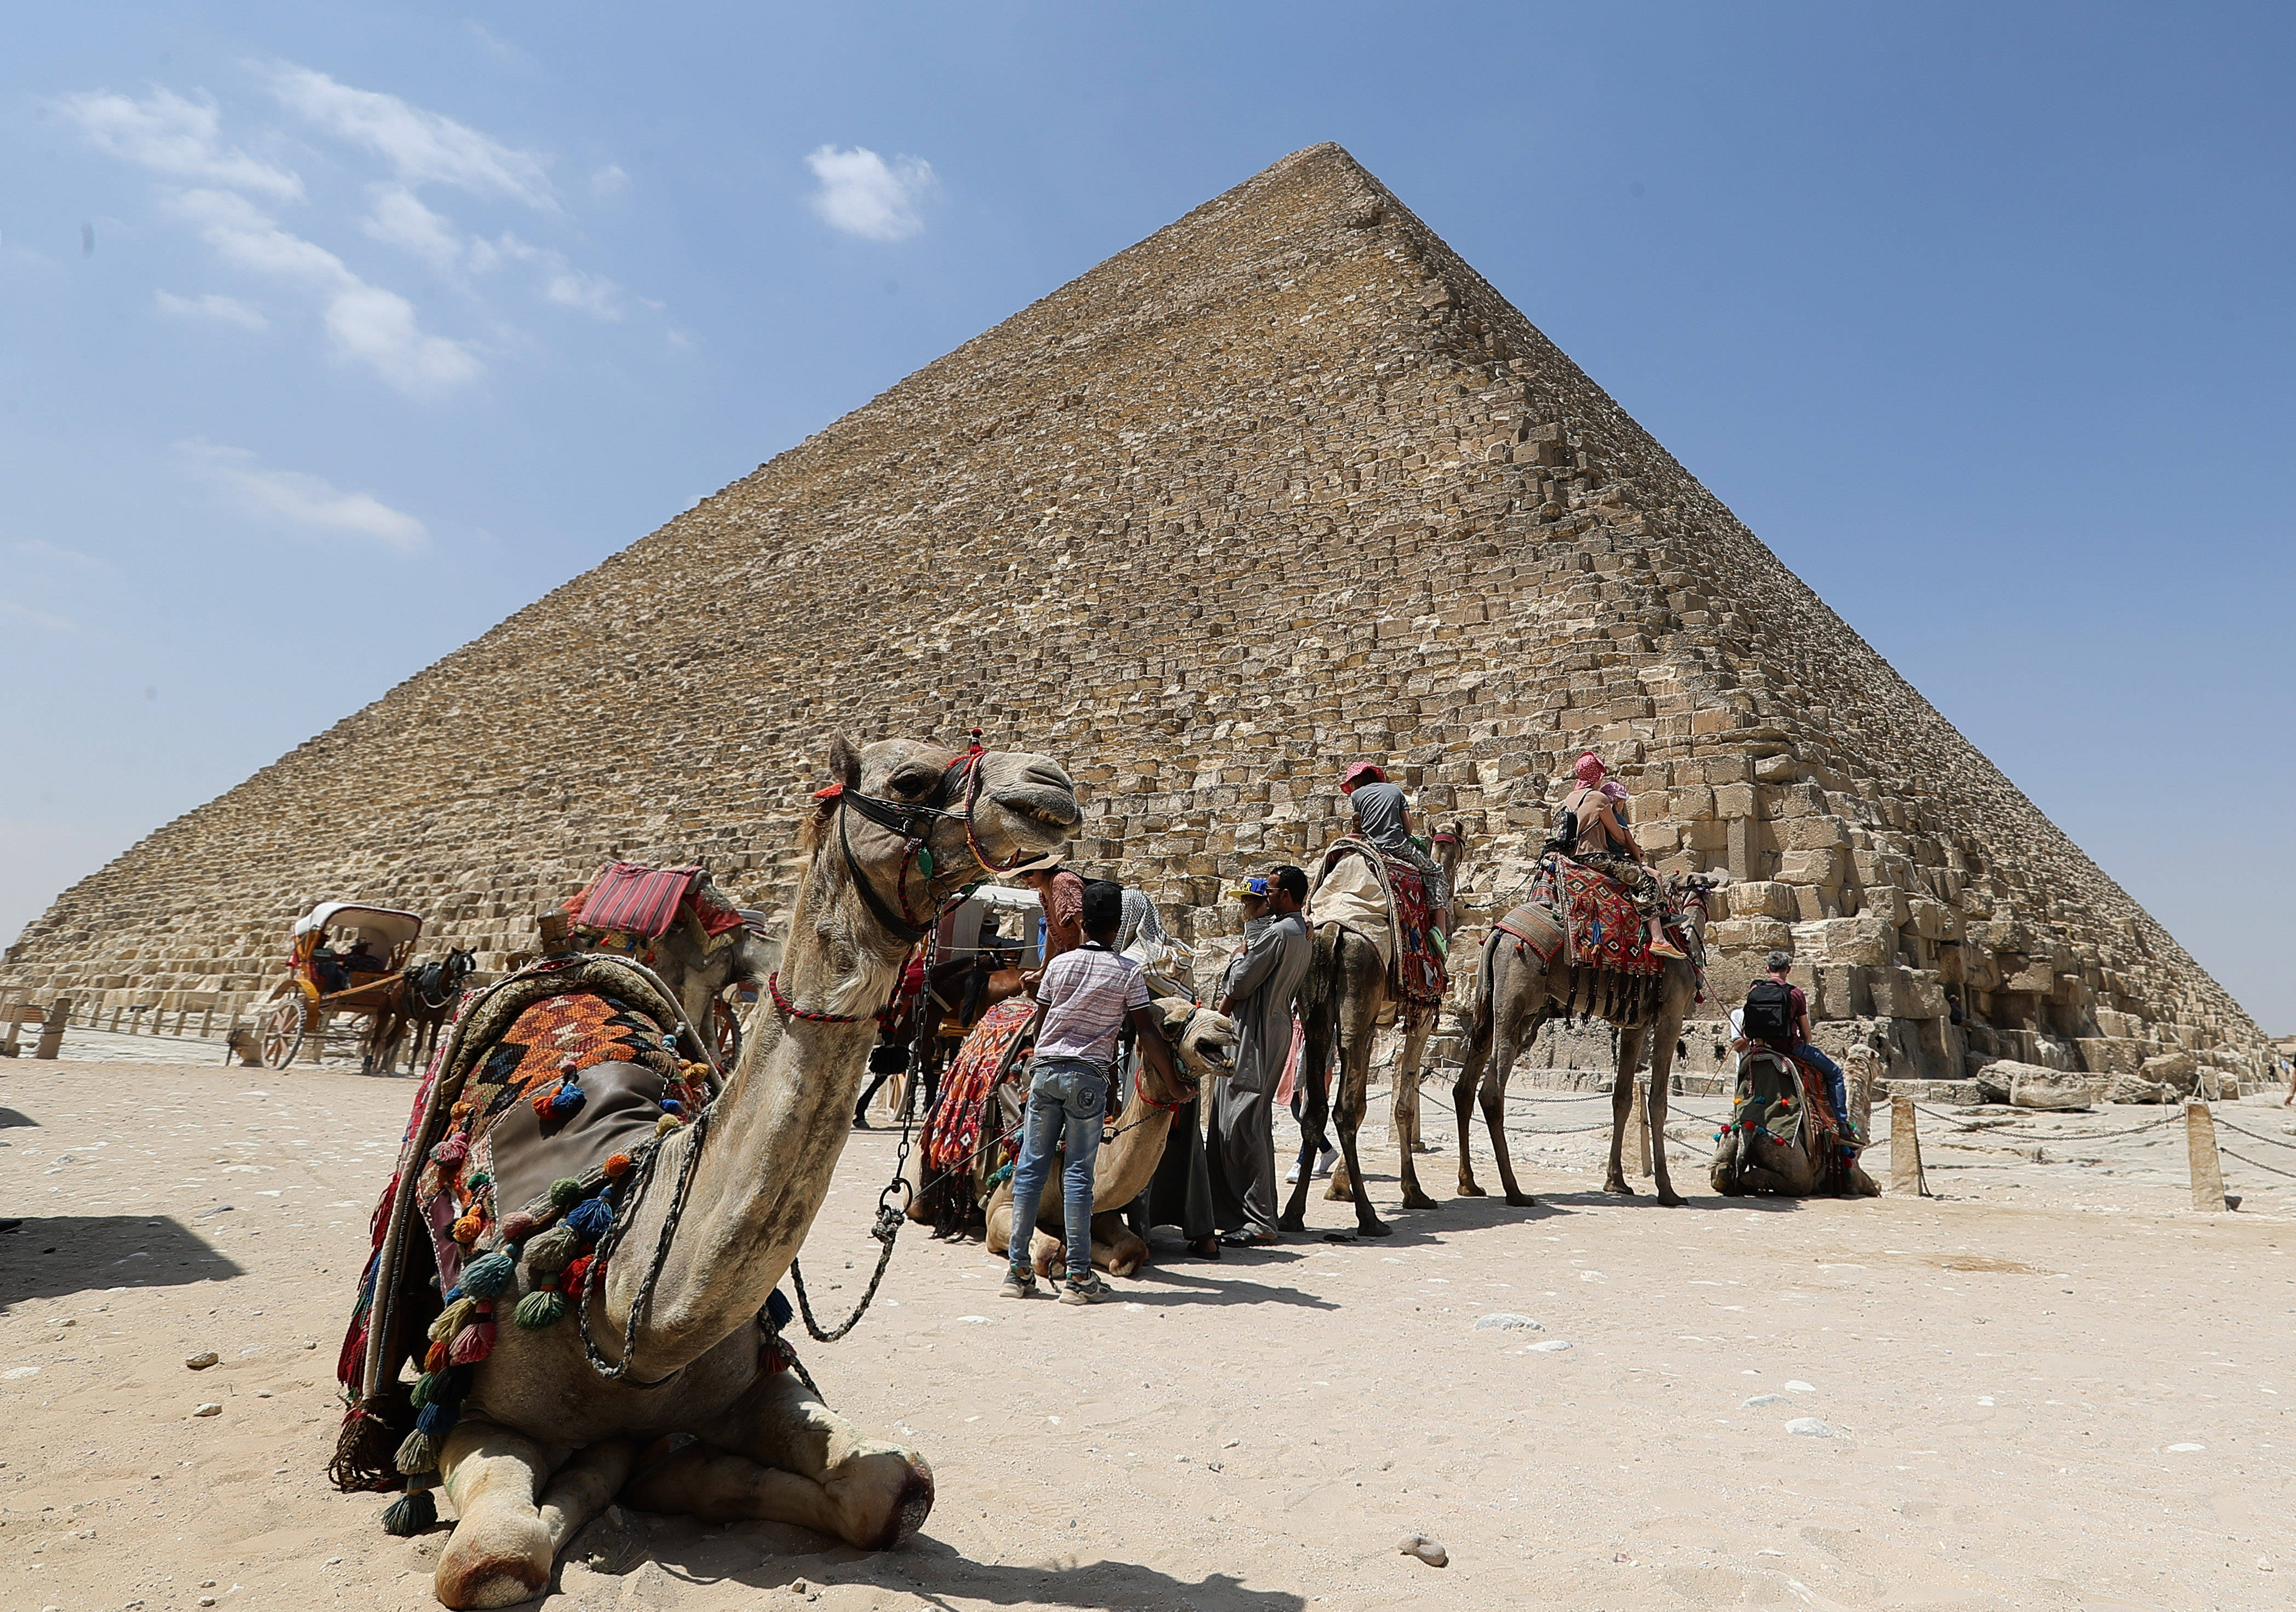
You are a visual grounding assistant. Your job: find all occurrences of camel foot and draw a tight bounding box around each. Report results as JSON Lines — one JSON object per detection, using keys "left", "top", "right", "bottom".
{"left": 435, "top": 1512, "right": 553, "bottom": 1610}
{"left": 1657, "top": 1190, "right": 1687, "bottom": 1208}
{"left": 1505, "top": 1193, "right": 1537, "bottom": 1208}
{"left": 1457, "top": 1179, "right": 1487, "bottom": 1198}
{"left": 1602, "top": 1178, "right": 1637, "bottom": 1196}
{"left": 1400, "top": 1188, "right": 1438, "bottom": 1211}
{"left": 1354, "top": 1216, "right": 1393, "bottom": 1238}
{"left": 1276, "top": 1214, "right": 1307, "bottom": 1234}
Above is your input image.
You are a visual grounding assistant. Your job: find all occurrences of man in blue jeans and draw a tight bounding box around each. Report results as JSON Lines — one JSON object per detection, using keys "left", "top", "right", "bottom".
{"left": 1748, "top": 949, "right": 1851, "bottom": 1135}
{"left": 1001, "top": 880, "right": 1182, "bottom": 1303}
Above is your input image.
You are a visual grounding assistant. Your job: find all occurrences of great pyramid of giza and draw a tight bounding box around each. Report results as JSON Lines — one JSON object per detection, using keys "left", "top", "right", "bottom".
{"left": 3, "top": 143, "right": 2265, "bottom": 1086}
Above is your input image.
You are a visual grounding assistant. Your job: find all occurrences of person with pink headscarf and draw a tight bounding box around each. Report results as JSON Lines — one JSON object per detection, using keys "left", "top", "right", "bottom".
{"left": 1558, "top": 752, "right": 1687, "bottom": 962}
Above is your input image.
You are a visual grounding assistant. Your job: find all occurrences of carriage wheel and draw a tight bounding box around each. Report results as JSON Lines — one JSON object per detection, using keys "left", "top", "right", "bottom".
{"left": 712, "top": 996, "right": 742, "bottom": 1069}
{"left": 260, "top": 997, "right": 307, "bottom": 1069}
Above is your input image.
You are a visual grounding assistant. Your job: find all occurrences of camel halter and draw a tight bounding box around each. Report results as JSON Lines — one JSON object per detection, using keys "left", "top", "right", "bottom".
{"left": 821, "top": 744, "right": 1030, "bottom": 945}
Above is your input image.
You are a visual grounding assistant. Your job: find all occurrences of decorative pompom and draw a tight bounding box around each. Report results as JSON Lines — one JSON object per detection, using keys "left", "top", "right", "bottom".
{"left": 427, "top": 1296, "right": 479, "bottom": 1344}
{"left": 423, "top": 1340, "right": 450, "bottom": 1374}
{"left": 451, "top": 1214, "right": 482, "bottom": 1246}
{"left": 381, "top": 1486, "right": 436, "bottom": 1536}
{"left": 659, "top": 1098, "right": 684, "bottom": 1115}
{"left": 428, "top": 1136, "right": 469, "bottom": 1166}
{"left": 415, "top": 1400, "right": 457, "bottom": 1438}
{"left": 447, "top": 1321, "right": 496, "bottom": 1365}
{"left": 655, "top": 1114, "right": 684, "bottom": 1137}
{"left": 525, "top": 1224, "right": 580, "bottom": 1273}
{"left": 410, "top": 1371, "right": 442, "bottom": 1410}
{"left": 565, "top": 1196, "right": 614, "bottom": 1240}
{"left": 562, "top": 1254, "right": 596, "bottom": 1295}
{"left": 500, "top": 1211, "right": 539, "bottom": 1242}
{"left": 549, "top": 1177, "right": 585, "bottom": 1209}
{"left": 460, "top": 1251, "right": 517, "bottom": 1299}
{"left": 549, "top": 1083, "right": 586, "bottom": 1118}
{"left": 393, "top": 1429, "right": 438, "bottom": 1476}
{"left": 513, "top": 1289, "right": 567, "bottom": 1331}
{"left": 602, "top": 1152, "right": 632, "bottom": 1179}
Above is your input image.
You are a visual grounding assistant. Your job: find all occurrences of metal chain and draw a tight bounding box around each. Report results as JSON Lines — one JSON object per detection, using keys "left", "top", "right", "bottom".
{"left": 787, "top": 1088, "right": 918, "bottom": 1343}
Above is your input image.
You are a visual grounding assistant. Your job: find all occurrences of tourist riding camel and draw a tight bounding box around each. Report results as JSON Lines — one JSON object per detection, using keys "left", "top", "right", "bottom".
{"left": 329, "top": 735, "right": 1083, "bottom": 1609}
{"left": 1556, "top": 752, "right": 1686, "bottom": 963}
{"left": 1339, "top": 761, "right": 1451, "bottom": 935}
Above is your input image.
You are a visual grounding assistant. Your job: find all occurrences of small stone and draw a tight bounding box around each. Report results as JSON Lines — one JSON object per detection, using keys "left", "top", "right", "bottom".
{"left": 192, "top": 1403, "right": 222, "bottom": 1418}
{"left": 1743, "top": 1394, "right": 1788, "bottom": 1408}
{"left": 1207, "top": 1460, "right": 1223, "bottom": 1471}
{"left": 1526, "top": 1339, "right": 1572, "bottom": 1352}
{"left": 197, "top": 1600, "right": 216, "bottom": 1608}
{"left": 1784, "top": 1380, "right": 1815, "bottom": 1393}
{"left": 185, "top": 1352, "right": 220, "bottom": 1371}
{"left": 1786, "top": 1417, "right": 1833, "bottom": 1437}
{"left": 2166, "top": 1442, "right": 2205, "bottom": 1453}
{"left": 1400, "top": 1533, "right": 1449, "bottom": 1567}
{"left": 1474, "top": 1312, "right": 1542, "bottom": 1331}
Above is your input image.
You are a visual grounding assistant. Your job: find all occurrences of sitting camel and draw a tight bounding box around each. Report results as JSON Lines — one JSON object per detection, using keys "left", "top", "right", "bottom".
{"left": 1452, "top": 865, "right": 1718, "bottom": 1207}
{"left": 1711, "top": 1044, "right": 1879, "bottom": 1198}
{"left": 1282, "top": 821, "right": 1468, "bottom": 1238}
{"left": 984, "top": 998, "right": 1237, "bottom": 1276}
{"left": 338, "top": 736, "right": 1081, "bottom": 1609}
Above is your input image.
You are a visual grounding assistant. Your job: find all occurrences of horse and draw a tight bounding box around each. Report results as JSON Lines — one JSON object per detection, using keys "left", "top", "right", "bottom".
{"left": 362, "top": 948, "right": 476, "bottom": 1076}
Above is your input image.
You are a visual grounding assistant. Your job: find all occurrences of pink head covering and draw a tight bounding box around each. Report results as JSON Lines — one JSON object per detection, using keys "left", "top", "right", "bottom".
{"left": 1573, "top": 752, "right": 1606, "bottom": 786}
{"left": 1599, "top": 779, "right": 1629, "bottom": 802}
{"left": 1342, "top": 761, "right": 1386, "bottom": 790}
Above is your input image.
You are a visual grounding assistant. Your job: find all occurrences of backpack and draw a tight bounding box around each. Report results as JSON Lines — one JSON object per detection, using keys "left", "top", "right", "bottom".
{"left": 1743, "top": 979, "right": 1797, "bottom": 1044}
{"left": 1544, "top": 803, "right": 1578, "bottom": 856}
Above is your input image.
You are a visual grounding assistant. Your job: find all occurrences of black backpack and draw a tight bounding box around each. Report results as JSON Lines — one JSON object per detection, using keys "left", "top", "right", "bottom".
{"left": 1743, "top": 979, "right": 1797, "bottom": 1044}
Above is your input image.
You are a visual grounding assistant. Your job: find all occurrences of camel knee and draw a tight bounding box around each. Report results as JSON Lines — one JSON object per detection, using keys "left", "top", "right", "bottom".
{"left": 435, "top": 1507, "right": 553, "bottom": 1610}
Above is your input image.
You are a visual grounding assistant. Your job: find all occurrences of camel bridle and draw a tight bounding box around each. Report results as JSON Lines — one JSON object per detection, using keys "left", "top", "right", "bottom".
{"left": 825, "top": 745, "right": 1034, "bottom": 946}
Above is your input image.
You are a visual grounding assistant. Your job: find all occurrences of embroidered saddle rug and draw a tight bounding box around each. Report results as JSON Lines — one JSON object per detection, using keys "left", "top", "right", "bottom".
{"left": 920, "top": 997, "right": 1035, "bottom": 1175}
{"left": 1308, "top": 837, "right": 1448, "bottom": 1006}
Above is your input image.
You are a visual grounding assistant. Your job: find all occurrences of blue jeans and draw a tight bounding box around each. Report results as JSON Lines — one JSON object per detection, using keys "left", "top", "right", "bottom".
{"left": 1006, "top": 1055, "right": 1108, "bottom": 1280}
{"left": 1792, "top": 1043, "right": 1848, "bottom": 1131}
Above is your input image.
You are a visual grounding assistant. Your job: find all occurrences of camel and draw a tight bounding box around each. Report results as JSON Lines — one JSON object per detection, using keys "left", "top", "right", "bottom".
{"left": 983, "top": 997, "right": 1238, "bottom": 1276}
{"left": 1451, "top": 867, "right": 1717, "bottom": 1208}
{"left": 1280, "top": 822, "right": 1468, "bottom": 1239}
{"left": 1710, "top": 1045, "right": 1880, "bottom": 1198}
{"left": 401, "top": 736, "right": 1080, "bottom": 1608}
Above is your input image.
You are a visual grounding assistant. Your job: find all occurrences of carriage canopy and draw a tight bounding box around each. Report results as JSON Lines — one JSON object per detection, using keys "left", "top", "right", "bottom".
{"left": 293, "top": 902, "right": 424, "bottom": 955}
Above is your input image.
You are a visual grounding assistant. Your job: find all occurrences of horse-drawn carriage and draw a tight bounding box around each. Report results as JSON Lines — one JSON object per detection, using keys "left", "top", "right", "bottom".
{"left": 256, "top": 903, "right": 472, "bottom": 1073}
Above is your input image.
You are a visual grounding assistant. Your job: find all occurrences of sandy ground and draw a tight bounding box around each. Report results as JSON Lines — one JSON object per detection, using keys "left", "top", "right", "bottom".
{"left": 4, "top": 1056, "right": 2294, "bottom": 1612}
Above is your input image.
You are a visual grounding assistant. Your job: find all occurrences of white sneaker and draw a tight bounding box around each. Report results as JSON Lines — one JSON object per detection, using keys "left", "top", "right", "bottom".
{"left": 1314, "top": 1147, "right": 1338, "bottom": 1179}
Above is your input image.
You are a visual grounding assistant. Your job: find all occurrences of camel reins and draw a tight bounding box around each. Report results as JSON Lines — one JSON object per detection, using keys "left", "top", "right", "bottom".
{"left": 825, "top": 743, "right": 1033, "bottom": 943}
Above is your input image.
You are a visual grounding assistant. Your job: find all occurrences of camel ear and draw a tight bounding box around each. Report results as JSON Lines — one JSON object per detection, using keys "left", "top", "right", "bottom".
{"left": 825, "top": 734, "right": 862, "bottom": 792}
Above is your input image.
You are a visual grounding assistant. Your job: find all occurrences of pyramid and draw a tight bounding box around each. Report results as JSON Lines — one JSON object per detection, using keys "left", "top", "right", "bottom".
{"left": 3, "top": 144, "right": 2265, "bottom": 1087}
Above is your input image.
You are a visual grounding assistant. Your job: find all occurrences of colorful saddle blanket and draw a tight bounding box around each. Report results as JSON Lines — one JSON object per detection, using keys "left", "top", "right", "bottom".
{"left": 920, "top": 997, "right": 1035, "bottom": 1173}
{"left": 1309, "top": 838, "right": 1448, "bottom": 1006}
{"left": 567, "top": 860, "right": 745, "bottom": 941}
{"left": 1523, "top": 854, "right": 1666, "bottom": 976}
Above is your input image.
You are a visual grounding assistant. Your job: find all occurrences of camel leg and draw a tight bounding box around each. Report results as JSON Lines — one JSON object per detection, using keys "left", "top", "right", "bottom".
{"left": 983, "top": 1186, "right": 1013, "bottom": 1259}
{"left": 1329, "top": 972, "right": 1388, "bottom": 1236}
{"left": 538, "top": 1440, "right": 640, "bottom": 1553}
{"left": 1481, "top": 1009, "right": 1540, "bottom": 1208}
{"left": 1092, "top": 1210, "right": 1148, "bottom": 1277}
{"left": 1646, "top": 1022, "right": 1687, "bottom": 1208}
{"left": 1394, "top": 1010, "right": 1438, "bottom": 1211}
{"left": 1602, "top": 1024, "right": 1639, "bottom": 1196}
{"left": 433, "top": 1418, "right": 569, "bottom": 1610}
{"left": 1279, "top": 983, "right": 1335, "bottom": 1234}
{"left": 1452, "top": 1005, "right": 1488, "bottom": 1197}
{"left": 625, "top": 1366, "right": 932, "bottom": 1550}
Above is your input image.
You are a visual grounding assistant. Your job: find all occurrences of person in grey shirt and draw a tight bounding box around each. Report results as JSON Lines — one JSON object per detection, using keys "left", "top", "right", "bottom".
{"left": 1206, "top": 865, "right": 1313, "bottom": 1245}
{"left": 1340, "top": 761, "right": 1450, "bottom": 928}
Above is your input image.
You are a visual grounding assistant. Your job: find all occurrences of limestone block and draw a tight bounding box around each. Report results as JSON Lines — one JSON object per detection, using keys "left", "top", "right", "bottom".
{"left": 1727, "top": 880, "right": 1799, "bottom": 921}
{"left": 1906, "top": 899, "right": 1956, "bottom": 942}
{"left": 1813, "top": 964, "right": 1867, "bottom": 1021}
{"left": 1710, "top": 918, "right": 1793, "bottom": 953}
{"left": 2004, "top": 1063, "right": 2105, "bottom": 1110}
{"left": 1868, "top": 966, "right": 1946, "bottom": 1020}
{"left": 1793, "top": 915, "right": 1892, "bottom": 968}
{"left": 2138, "top": 1050, "right": 2200, "bottom": 1097}
{"left": 2104, "top": 1073, "right": 2175, "bottom": 1104}
{"left": 1793, "top": 886, "right": 1828, "bottom": 922}
{"left": 2073, "top": 1038, "right": 2145, "bottom": 1076}
{"left": 1713, "top": 784, "right": 1757, "bottom": 819}
{"left": 2003, "top": 959, "right": 2057, "bottom": 994}
{"left": 1777, "top": 848, "right": 1842, "bottom": 887}
{"left": 1773, "top": 815, "right": 1852, "bottom": 853}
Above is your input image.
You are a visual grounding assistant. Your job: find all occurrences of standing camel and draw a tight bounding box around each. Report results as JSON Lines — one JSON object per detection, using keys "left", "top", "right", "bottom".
{"left": 359, "top": 736, "right": 1080, "bottom": 1609}
{"left": 1451, "top": 873, "right": 1717, "bottom": 1208}
{"left": 1280, "top": 822, "right": 1467, "bottom": 1238}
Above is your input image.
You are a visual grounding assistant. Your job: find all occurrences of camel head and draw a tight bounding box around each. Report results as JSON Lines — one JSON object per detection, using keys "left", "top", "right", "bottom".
{"left": 807, "top": 735, "right": 1080, "bottom": 953}
{"left": 1146, "top": 995, "right": 1236, "bottom": 1107}
{"left": 1667, "top": 870, "right": 1725, "bottom": 957}
{"left": 1430, "top": 819, "right": 1469, "bottom": 879}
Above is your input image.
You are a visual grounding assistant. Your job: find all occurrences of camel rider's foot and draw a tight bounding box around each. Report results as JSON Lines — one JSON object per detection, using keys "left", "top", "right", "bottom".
{"left": 1060, "top": 1272, "right": 1112, "bottom": 1304}
{"left": 1220, "top": 1229, "right": 1281, "bottom": 1248}
{"left": 1188, "top": 1234, "right": 1222, "bottom": 1260}
{"left": 998, "top": 1266, "right": 1038, "bottom": 1299}
{"left": 1649, "top": 938, "right": 1689, "bottom": 962}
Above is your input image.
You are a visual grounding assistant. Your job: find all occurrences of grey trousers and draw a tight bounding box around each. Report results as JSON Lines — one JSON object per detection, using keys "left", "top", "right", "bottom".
{"left": 1206, "top": 1075, "right": 1280, "bottom": 1236}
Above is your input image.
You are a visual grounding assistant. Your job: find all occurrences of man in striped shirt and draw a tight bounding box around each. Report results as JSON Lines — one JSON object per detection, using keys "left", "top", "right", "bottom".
{"left": 1002, "top": 880, "right": 1180, "bottom": 1303}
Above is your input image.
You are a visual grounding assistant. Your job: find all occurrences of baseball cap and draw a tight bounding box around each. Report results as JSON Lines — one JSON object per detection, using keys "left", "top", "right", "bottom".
{"left": 1222, "top": 876, "right": 1271, "bottom": 902}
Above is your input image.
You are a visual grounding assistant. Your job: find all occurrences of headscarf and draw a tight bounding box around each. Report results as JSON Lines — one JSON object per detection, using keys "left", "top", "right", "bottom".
{"left": 1574, "top": 752, "right": 1606, "bottom": 786}
{"left": 1342, "top": 761, "right": 1386, "bottom": 789}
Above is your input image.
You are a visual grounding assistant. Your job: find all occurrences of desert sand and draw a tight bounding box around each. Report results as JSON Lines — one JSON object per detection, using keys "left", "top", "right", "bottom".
{"left": 3, "top": 1053, "right": 2293, "bottom": 1611}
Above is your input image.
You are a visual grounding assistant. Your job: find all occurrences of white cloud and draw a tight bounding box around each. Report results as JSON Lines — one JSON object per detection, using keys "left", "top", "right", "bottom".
{"left": 590, "top": 164, "right": 629, "bottom": 199}
{"left": 177, "top": 440, "right": 427, "bottom": 552}
{"left": 166, "top": 188, "right": 481, "bottom": 395}
{"left": 268, "top": 65, "right": 555, "bottom": 209}
{"left": 360, "top": 183, "right": 463, "bottom": 270}
{"left": 155, "top": 289, "right": 269, "bottom": 330}
{"left": 471, "top": 232, "right": 622, "bottom": 320}
{"left": 7, "top": 539, "right": 115, "bottom": 574}
{"left": 57, "top": 87, "right": 302, "bottom": 200}
{"left": 0, "top": 598, "right": 78, "bottom": 633}
{"left": 804, "top": 145, "right": 935, "bottom": 241}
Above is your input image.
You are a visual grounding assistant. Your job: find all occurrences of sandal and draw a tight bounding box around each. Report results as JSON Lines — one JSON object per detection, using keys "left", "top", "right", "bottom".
{"left": 1219, "top": 1230, "right": 1280, "bottom": 1247}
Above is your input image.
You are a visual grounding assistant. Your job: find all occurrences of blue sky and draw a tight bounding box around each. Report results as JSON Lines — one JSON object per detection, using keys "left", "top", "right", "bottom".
{"left": 4, "top": 3, "right": 2290, "bottom": 1029}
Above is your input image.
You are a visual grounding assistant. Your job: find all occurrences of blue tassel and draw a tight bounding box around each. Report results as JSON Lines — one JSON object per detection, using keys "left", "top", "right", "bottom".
{"left": 766, "top": 1288, "right": 793, "bottom": 1330}
{"left": 460, "top": 1251, "right": 517, "bottom": 1299}
{"left": 550, "top": 1083, "right": 586, "bottom": 1117}
{"left": 565, "top": 1196, "right": 613, "bottom": 1240}
{"left": 415, "top": 1400, "right": 456, "bottom": 1438}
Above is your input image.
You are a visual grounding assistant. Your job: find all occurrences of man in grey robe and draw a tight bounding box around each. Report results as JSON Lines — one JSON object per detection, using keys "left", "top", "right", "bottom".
{"left": 1206, "top": 866, "right": 1312, "bottom": 1244}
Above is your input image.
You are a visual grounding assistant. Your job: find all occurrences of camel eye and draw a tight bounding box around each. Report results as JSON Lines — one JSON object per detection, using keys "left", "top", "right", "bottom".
{"left": 889, "top": 768, "right": 937, "bottom": 797}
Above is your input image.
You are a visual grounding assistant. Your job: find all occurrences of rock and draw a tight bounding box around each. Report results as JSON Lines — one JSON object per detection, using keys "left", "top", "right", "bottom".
{"left": 1999, "top": 1063, "right": 2104, "bottom": 1110}
{"left": 1786, "top": 1418, "right": 1833, "bottom": 1437}
{"left": 1785, "top": 1380, "right": 1815, "bottom": 1393}
{"left": 1743, "top": 1394, "right": 1788, "bottom": 1408}
{"left": 192, "top": 1403, "right": 221, "bottom": 1417}
{"left": 1973, "top": 1064, "right": 2013, "bottom": 1104}
{"left": 1400, "top": 1534, "right": 1449, "bottom": 1567}
{"left": 1526, "top": 1339, "right": 1573, "bottom": 1352}
{"left": 1473, "top": 1312, "right": 1542, "bottom": 1331}
{"left": 2105, "top": 1074, "right": 2171, "bottom": 1104}
{"left": 185, "top": 1351, "right": 219, "bottom": 1371}
{"left": 2139, "top": 1051, "right": 2200, "bottom": 1098}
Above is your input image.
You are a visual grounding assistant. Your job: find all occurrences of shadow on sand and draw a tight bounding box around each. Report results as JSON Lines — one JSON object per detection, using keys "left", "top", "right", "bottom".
{"left": 0, "top": 1215, "right": 245, "bottom": 1308}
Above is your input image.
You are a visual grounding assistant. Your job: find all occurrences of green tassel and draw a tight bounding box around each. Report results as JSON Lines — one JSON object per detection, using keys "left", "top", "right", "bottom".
{"left": 394, "top": 1428, "right": 438, "bottom": 1476}
{"left": 460, "top": 1250, "right": 517, "bottom": 1299}
{"left": 549, "top": 1177, "right": 585, "bottom": 1209}
{"left": 381, "top": 1485, "right": 437, "bottom": 1536}
{"left": 427, "top": 1296, "right": 479, "bottom": 1344}
{"left": 513, "top": 1289, "right": 567, "bottom": 1331}
{"left": 524, "top": 1224, "right": 580, "bottom": 1274}
{"left": 410, "top": 1371, "right": 441, "bottom": 1410}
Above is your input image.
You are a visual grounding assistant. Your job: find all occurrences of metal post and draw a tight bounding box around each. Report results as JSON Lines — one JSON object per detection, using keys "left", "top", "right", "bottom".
{"left": 1889, "top": 1094, "right": 1928, "bottom": 1196}
{"left": 2185, "top": 1101, "right": 2227, "bottom": 1211}
{"left": 34, "top": 997, "right": 71, "bottom": 1060}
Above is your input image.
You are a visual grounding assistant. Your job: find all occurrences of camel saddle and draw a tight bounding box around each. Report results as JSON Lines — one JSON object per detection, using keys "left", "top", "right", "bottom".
{"left": 1495, "top": 854, "right": 1700, "bottom": 979}
{"left": 1308, "top": 837, "right": 1447, "bottom": 1006}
